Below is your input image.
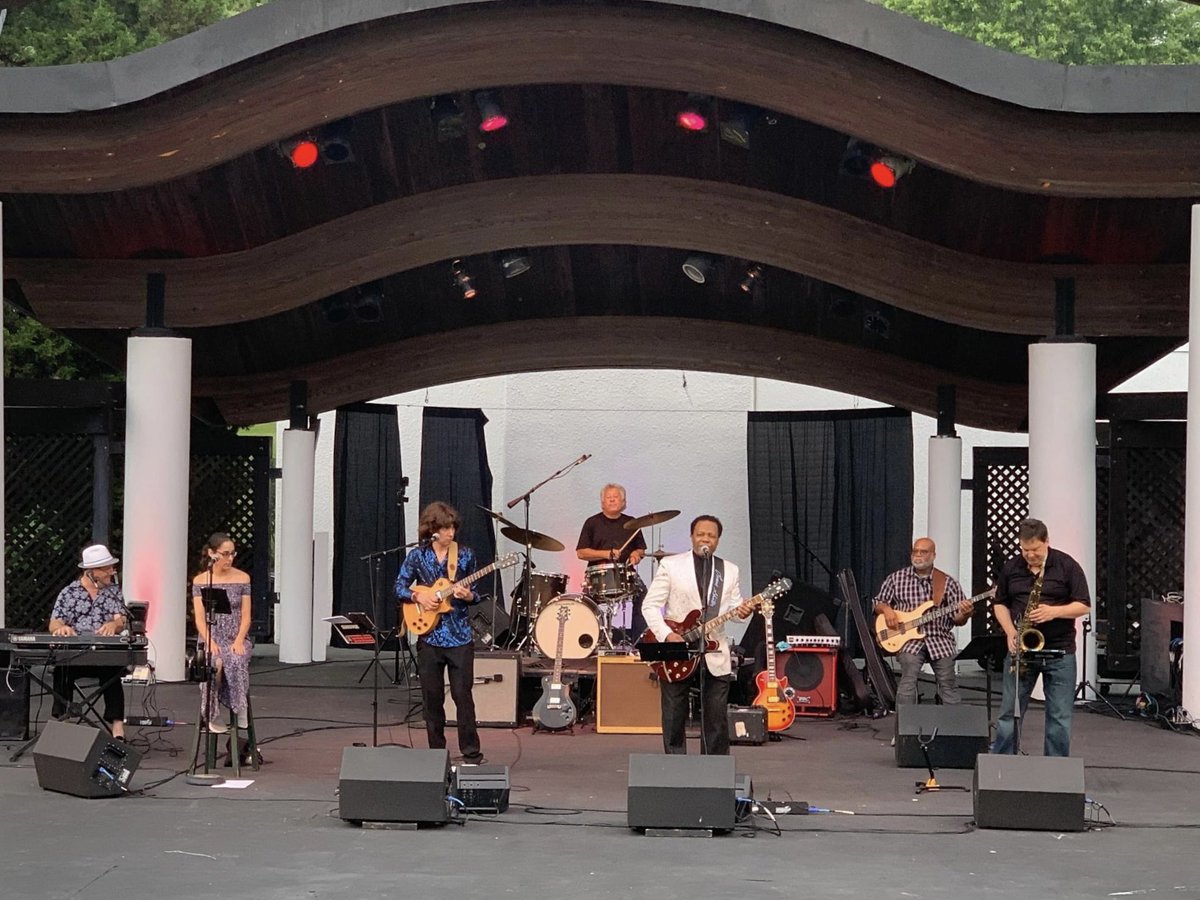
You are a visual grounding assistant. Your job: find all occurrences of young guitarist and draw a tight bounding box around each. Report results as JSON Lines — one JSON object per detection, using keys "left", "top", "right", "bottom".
{"left": 395, "top": 501, "right": 485, "bottom": 765}
{"left": 641, "top": 515, "right": 756, "bottom": 755}
{"left": 873, "top": 537, "right": 974, "bottom": 706}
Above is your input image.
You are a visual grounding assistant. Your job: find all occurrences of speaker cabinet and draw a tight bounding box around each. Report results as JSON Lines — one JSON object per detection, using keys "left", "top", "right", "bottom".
{"left": 33, "top": 720, "right": 142, "bottom": 798}
{"left": 895, "top": 704, "right": 989, "bottom": 768}
{"left": 727, "top": 706, "right": 767, "bottom": 745}
{"left": 1141, "top": 598, "right": 1184, "bottom": 697}
{"left": 628, "top": 753, "right": 737, "bottom": 831}
{"left": 596, "top": 656, "right": 661, "bottom": 734}
{"left": 445, "top": 651, "right": 520, "bottom": 726}
{"left": 973, "top": 754, "right": 1086, "bottom": 831}
{"left": 0, "top": 668, "right": 30, "bottom": 740}
{"left": 779, "top": 648, "right": 838, "bottom": 716}
{"left": 338, "top": 746, "right": 450, "bottom": 824}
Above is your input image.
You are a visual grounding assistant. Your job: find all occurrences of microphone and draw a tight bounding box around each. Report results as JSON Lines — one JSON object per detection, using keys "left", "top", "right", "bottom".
{"left": 578, "top": 453, "right": 592, "bottom": 464}
{"left": 431, "top": 532, "right": 441, "bottom": 542}
{"left": 699, "top": 545, "right": 711, "bottom": 557}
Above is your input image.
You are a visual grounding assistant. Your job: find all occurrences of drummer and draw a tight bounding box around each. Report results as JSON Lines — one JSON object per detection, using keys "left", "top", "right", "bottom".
{"left": 577, "top": 483, "right": 648, "bottom": 643}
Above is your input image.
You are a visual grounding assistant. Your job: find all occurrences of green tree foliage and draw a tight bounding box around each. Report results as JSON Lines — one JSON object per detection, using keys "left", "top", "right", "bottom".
{"left": 3, "top": 307, "right": 119, "bottom": 380}
{"left": 875, "top": 0, "right": 1200, "bottom": 64}
{"left": 0, "top": 0, "right": 264, "bottom": 67}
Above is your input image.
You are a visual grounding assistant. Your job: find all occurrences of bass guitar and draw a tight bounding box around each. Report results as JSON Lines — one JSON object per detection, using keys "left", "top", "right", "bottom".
{"left": 640, "top": 578, "right": 791, "bottom": 683}
{"left": 402, "top": 553, "right": 521, "bottom": 635}
{"left": 531, "top": 603, "right": 577, "bottom": 730}
{"left": 752, "top": 598, "right": 796, "bottom": 732}
{"left": 874, "top": 586, "right": 995, "bottom": 654}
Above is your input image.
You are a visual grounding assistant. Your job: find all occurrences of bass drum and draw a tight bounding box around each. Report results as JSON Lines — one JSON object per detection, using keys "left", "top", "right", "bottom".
{"left": 534, "top": 594, "right": 601, "bottom": 659}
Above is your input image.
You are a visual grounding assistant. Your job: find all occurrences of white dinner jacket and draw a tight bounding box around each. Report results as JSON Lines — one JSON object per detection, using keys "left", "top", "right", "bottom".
{"left": 641, "top": 551, "right": 743, "bottom": 676}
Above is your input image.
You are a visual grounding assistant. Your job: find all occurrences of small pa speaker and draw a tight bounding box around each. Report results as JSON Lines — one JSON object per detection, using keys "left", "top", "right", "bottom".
{"left": 627, "top": 753, "right": 736, "bottom": 831}
{"left": 895, "top": 704, "right": 989, "bottom": 768}
{"left": 33, "top": 720, "right": 142, "bottom": 798}
{"left": 973, "top": 754, "right": 1086, "bottom": 831}
{"left": 445, "top": 651, "right": 520, "bottom": 726}
{"left": 338, "top": 746, "right": 450, "bottom": 824}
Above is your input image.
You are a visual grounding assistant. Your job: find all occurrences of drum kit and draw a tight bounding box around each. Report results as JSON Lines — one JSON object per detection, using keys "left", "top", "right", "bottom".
{"left": 479, "top": 505, "right": 681, "bottom": 658}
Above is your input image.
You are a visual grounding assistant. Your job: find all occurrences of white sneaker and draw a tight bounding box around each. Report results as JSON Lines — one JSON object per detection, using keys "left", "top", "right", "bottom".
{"left": 236, "top": 710, "right": 249, "bottom": 730}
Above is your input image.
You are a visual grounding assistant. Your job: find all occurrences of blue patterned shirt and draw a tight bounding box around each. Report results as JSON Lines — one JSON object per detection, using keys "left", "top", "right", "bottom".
{"left": 395, "top": 544, "right": 478, "bottom": 648}
{"left": 50, "top": 580, "right": 126, "bottom": 633}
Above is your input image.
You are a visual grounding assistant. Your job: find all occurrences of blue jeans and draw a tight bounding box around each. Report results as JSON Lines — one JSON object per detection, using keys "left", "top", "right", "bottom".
{"left": 991, "top": 652, "right": 1077, "bottom": 757}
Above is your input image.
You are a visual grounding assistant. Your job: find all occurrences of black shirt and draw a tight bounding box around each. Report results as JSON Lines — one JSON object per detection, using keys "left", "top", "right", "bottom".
{"left": 995, "top": 547, "right": 1090, "bottom": 653}
{"left": 576, "top": 512, "right": 647, "bottom": 562}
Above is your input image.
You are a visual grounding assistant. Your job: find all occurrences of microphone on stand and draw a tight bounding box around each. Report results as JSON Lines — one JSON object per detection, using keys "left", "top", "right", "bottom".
{"left": 699, "top": 545, "right": 711, "bottom": 557}
{"left": 578, "top": 453, "right": 592, "bottom": 463}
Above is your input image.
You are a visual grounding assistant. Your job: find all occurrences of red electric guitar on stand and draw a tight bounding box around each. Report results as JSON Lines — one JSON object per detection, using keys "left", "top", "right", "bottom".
{"left": 752, "top": 599, "right": 796, "bottom": 732}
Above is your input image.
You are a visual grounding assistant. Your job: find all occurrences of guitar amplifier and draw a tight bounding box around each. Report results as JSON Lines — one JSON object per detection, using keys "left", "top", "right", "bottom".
{"left": 726, "top": 706, "right": 767, "bottom": 746}
{"left": 445, "top": 651, "right": 520, "bottom": 727}
{"left": 596, "top": 656, "right": 661, "bottom": 734}
{"left": 779, "top": 647, "right": 838, "bottom": 716}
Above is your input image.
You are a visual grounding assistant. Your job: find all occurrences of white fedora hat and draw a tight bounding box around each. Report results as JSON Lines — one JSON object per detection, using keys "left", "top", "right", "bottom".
{"left": 79, "top": 544, "right": 119, "bottom": 569}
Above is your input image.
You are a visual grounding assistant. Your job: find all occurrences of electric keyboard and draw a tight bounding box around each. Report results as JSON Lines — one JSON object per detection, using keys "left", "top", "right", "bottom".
{"left": 785, "top": 635, "right": 842, "bottom": 649}
{"left": 3, "top": 633, "right": 148, "bottom": 667}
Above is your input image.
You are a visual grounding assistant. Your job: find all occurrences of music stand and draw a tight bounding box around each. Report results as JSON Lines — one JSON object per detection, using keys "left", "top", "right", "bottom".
{"left": 327, "top": 612, "right": 396, "bottom": 748}
{"left": 956, "top": 633, "right": 1006, "bottom": 725}
{"left": 187, "top": 586, "right": 232, "bottom": 786}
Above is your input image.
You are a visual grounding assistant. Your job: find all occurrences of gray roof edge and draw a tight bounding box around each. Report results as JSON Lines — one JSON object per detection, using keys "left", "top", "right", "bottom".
{"left": 0, "top": 0, "right": 1196, "bottom": 115}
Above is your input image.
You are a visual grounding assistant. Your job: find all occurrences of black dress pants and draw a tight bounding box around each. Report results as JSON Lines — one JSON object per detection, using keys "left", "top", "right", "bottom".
{"left": 416, "top": 640, "right": 482, "bottom": 762}
{"left": 658, "top": 664, "right": 731, "bottom": 755}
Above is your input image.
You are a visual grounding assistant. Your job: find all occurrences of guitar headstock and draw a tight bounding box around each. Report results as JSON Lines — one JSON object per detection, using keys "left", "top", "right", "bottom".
{"left": 761, "top": 577, "right": 792, "bottom": 602}
{"left": 556, "top": 604, "right": 571, "bottom": 623}
{"left": 497, "top": 553, "right": 521, "bottom": 569}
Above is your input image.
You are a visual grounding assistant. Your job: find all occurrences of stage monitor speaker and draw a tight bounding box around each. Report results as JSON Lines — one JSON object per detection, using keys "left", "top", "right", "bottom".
{"left": 627, "top": 753, "right": 736, "bottom": 831}
{"left": 895, "top": 704, "right": 989, "bottom": 768}
{"left": 0, "top": 668, "right": 30, "bottom": 740}
{"left": 445, "top": 651, "right": 520, "bottom": 726}
{"left": 596, "top": 656, "right": 661, "bottom": 734}
{"left": 727, "top": 706, "right": 767, "bottom": 745}
{"left": 33, "top": 720, "right": 142, "bottom": 798}
{"left": 973, "top": 754, "right": 1085, "bottom": 832}
{"left": 779, "top": 647, "right": 838, "bottom": 716}
{"left": 338, "top": 746, "right": 450, "bottom": 824}
{"left": 468, "top": 601, "right": 512, "bottom": 650}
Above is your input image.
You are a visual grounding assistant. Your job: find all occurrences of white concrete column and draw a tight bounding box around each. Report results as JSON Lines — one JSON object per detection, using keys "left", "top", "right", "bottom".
{"left": 1182, "top": 204, "right": 1200, "bottom": 722}
{"left": 123, "top": 334, "right": 192, "bottom": 682}
{"left": 278, "top": 427, "right": 316, "bottom": 663}
{"left": 1029, "top": 340, "right": 1098, "bottom": 700}
{"left": 927, "top": 435, "right": 963, "bottom": 579}
{"left": 312, "top": 531, "right": 331, "bottom": 662}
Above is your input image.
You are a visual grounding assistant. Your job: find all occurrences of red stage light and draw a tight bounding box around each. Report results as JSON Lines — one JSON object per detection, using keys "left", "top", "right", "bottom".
{"left": 869, "top": 160, "right": 898, "bottom": 189}
{"left": 289, "top": 140, "right": 320, "bottom": 169}
{"left": 479, "top": 113, "right": 509, "bottom": 133}
{"left": 677, "top": 110, "right": 707, "bottom": 132}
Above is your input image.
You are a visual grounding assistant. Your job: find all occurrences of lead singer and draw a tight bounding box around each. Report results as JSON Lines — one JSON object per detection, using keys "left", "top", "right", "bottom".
{"left": 395, "top": 502, "right": 485, "bottom": 766}
{"left": 641, "top": 515, "right": 755, "bottom": 755}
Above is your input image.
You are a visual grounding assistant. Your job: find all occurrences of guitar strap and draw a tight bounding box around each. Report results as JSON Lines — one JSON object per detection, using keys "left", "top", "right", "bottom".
{"left": 705, "top": 559, "right": 724, "bottom": 622}
{"left": 447, "top": 542, "right": 459, "bottom": 582}
{"left": 932, "top": 568, "right": 947, "bottom": 606}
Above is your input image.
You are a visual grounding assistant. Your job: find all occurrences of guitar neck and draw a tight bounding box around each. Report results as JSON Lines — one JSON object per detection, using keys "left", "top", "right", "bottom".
{"left": 913, "top": 589, "right": 993, "bottom": 628}
{"left": 763, "top": 610, "right": 778, "bottom": 680}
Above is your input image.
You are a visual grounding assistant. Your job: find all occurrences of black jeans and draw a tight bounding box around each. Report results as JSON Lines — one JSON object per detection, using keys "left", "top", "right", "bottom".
{"left": 416, "top": 640, "right": 482, "bottom": 762}
{"left": 51, "top": 665, "right": 126, "bottom": 723}
{"left": 658, "top": 665, "right": 731, "bottom": 755}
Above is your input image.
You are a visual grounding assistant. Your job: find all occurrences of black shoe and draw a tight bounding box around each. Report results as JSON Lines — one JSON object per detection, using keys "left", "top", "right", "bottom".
{"left": 461, "top": 755, "right": 486, "bottom": 766}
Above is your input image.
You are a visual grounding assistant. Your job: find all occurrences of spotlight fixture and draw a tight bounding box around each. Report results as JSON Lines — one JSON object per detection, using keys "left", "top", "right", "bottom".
{"left": 475, "top": 91, "right": 509, "bottom": 133}
{"left": 430, "top": 94, "right": 466, "bottom": 142}
{"left": 352, "top": 289, "right": 384, "bottom": 323}
{"left": 451, "top": 259, "right": 477, "bottom": 299}
{"left": 676, "top": 94, "right": 710, "bottom": 132}
{"left": 681, "top": 253, "right": 715, "bottom": 284}
{"left": 320, "top": 296, "right": 351, "bottom": 324}
{"left": 283, "top": 138, "right": 320, "bottom": 169}
{"left": 719, "top": 105, "right": 754, "bottom": 150}
{"left": 739, "top": 264, "right": 764, "bottom": 293}
{"left": 840, "top": 139, "right": 914, "bottom": 189}
{"left": 279, "top": 121, "right": 356, "bottom": 169}
{"left": 868, "top": 154, "right": 915, "bottom": 189}
{"left": 499, "top": 250, "right": 532, "bottom": 279}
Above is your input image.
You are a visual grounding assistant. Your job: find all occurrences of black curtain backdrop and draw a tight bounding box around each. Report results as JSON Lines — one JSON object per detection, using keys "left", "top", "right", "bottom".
{"left": 419, "top": 407, "right": 497, "bottom": 581}
{"left": 746, "top": 408, "right": 913, "bottom": 652}
{"left": 332, "top": 403, "right": 406, "bottom": 637}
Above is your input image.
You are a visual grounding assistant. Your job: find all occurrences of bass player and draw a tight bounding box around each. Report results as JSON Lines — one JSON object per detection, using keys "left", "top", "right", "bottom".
{"left": 873, "top": 537, "right": 973, "bottom": 706}
{"left": 395, "top": 501, "right": 485, "bottom": 765}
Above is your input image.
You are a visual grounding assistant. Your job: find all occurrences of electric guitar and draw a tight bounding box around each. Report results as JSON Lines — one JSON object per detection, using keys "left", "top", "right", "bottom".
{"left": 531, "top": 603, "right": 577, "bottom": 730}
{"left": 402, "top": 553, "right": 521, "bottom": 635}
{"left": 874, "top": 586, "right": 996, "bottom": 653}
{"left": 752, "top": 599, "right": 796, "bottom": 732}
{"left": 640, "top": 578, "right": 791, "bottom": 683}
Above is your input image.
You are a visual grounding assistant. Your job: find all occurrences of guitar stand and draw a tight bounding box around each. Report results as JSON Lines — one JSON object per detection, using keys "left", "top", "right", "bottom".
{"left": 914, "top": 729, "right": 968, "bottom": 795}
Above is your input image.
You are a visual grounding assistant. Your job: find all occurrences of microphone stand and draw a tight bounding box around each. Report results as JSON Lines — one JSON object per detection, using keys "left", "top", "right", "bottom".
{"left": 781, "top": 519, "right": 845, "bottom": 647}
{"left": 187, "top": 558, "right": 225, "bottom": 786}
{"left": 360, "top": 541, "right": 418, "bottom": 748}
{"left": 505, "top": 453, "right": 590, "bottom": 654}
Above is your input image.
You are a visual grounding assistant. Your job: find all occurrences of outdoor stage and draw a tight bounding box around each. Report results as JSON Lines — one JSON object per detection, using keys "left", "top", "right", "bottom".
{"left": 2, "top": 648, "right": 1198, "bottom": 900}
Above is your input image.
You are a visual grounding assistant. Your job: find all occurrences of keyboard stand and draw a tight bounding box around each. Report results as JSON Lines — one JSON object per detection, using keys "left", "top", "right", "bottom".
{"left": 7, "top": 652, "right": 127, "bottom": 762}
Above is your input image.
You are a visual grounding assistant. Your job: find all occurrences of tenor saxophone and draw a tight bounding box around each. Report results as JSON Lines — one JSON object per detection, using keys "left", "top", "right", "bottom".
{"left": 1010, "top": 566, "right": 1046, "bottom": 670}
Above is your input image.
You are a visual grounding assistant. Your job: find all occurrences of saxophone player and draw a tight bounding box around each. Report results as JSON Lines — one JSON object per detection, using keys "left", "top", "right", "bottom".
{"left": 990, "top": 518, "right": 1091, "bottom": 757}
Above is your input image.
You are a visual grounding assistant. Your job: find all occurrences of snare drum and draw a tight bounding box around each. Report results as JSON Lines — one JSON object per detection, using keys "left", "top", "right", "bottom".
{"left": 534, "top": 594, "right": 601, "bottom": 659}
{"left": 584, "top": 562, "right": 633, "bottom": 599}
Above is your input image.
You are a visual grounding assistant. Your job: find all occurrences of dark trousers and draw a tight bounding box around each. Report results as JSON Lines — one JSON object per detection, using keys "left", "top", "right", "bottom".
{"left": 416, "top": 640, "right": 482, "bottom": 762}
{"left": 659, "top": 665, "right": 731, "bottom": 755}
{"left": 51, "top": 665, "right": 126, "bottom": 723}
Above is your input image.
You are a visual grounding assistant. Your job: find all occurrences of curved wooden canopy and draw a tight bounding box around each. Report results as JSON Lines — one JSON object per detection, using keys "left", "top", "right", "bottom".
{"left": 0, "top": 0, "right": 1194, "bottom": 430}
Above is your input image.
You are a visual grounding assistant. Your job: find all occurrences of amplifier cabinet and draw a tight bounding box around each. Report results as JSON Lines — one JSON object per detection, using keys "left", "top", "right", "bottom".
{"left": 779, "top": 647, "right": 838, "bottom": 716}
{"left": 596, "top": 656, "right": 661, "bottom": 734}
{"left": 445, "top": 651, "right": 520, "bottom": 727}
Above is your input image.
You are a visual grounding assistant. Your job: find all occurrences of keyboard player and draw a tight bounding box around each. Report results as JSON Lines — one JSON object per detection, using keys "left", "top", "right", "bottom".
{"left": 47, "top": 544, "right": 129, "bottom": 739}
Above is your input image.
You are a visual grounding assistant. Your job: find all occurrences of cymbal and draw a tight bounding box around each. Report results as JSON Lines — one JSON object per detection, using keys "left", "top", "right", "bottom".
{"left": 647, "top": 548, "right": 681, "bottom": 561}
{"left": 500, "top": 525, "right": 565, "bottom": 553}
{"left": 624, "top": 509, "right": 681, "bottom": 531}
{"left": 476, "top": 504, "right": 518, "bottom": 529}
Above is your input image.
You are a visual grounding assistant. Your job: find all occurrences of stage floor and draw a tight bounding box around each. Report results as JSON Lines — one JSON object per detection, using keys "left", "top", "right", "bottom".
{"left": 2, "top": 649, "right": 1198, "bottom": 900}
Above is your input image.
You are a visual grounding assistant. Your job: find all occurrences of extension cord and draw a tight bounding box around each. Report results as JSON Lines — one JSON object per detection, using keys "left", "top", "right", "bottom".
{"left": 127, "top": 716, "right": 174, "bottom": 728}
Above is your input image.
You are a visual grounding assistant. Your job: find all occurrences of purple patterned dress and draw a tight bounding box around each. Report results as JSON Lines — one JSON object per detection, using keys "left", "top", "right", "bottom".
{"left": 193, "top": 581, "right": 253, "bottom": 715}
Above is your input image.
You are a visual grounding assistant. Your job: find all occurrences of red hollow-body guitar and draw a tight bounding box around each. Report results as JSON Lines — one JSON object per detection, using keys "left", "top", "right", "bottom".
{"left": 752, "top": 598, "right": 795, "bottom": 732}
{"left": 640, "top": 579, "right": 791, "bottom": 683}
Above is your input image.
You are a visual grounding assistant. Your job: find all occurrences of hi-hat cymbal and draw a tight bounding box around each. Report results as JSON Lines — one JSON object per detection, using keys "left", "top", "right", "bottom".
{"left": 647, "top": 548, "right": 681, "bottom": 561}
{"left": 624, "top": 509, "right": 681, "bottom": 531}
{"left": 476, "top": 504, "right": 518, "bottom": 529}
{"left": 500, "top": 525, "right": 565, "bottom": 553}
